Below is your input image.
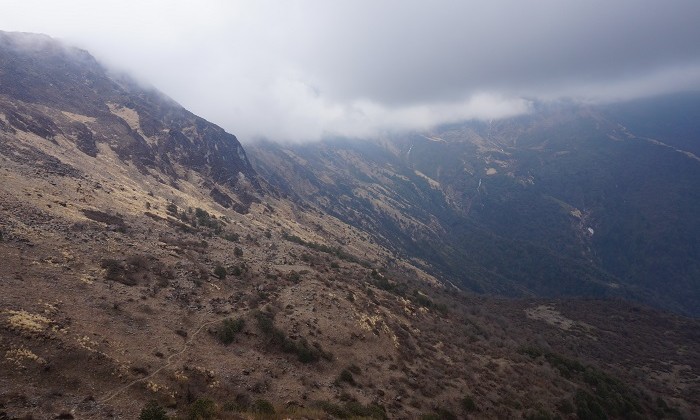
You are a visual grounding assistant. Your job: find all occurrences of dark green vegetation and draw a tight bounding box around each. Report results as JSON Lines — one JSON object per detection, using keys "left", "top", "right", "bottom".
{"left": 166, "top": 204, "right": 225, "bottom": 235}
{"left": 255, "top": 311, "right": 333, "bottom": 363}
{"left": 100, "top": 254, "right": 175, "bottom": 287}
{"left": 313, "top": 400, "right": 387, "bottom": 419}
{"left": 249, "top": 95, "right": 700, "bottom": 316}
{"left": 139, "top": 400, "right": 168, "bottom": 420}
{"left": 214, "top": 317, "right": 244, "bottom": 345}
{"left": 370, "top": 270, "right": 449, "bottom": 314}
{"left": 251, "top": 399, "right": 276, "bottom": 415}
{"left": 521, "top": 348, "right": 682, "bottom": 419}
{"left": 282, "top": 231, "right": 370, "bottom": 267}
{"left": 461, "top": 395, "right": 477, "bottom": 412}
{"left": 213, "top": 265, "right": 227, "bottom": 279}
{"left": 188, "top": 398, "right": 216, "bottom": 419}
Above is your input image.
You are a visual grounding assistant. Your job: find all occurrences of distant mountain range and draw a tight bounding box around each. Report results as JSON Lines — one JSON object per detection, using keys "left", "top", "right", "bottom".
{"left": 249, "top": 94, "right": 700, "bottom": 316}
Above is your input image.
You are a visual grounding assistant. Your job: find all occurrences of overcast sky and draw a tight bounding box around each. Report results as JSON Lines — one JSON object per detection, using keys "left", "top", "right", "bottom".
{"left": 2, "top": 1, "right": 700, "bottom": 142}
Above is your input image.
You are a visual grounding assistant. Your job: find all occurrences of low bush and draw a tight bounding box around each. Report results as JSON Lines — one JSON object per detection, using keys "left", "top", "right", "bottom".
{"left": 461, "top": 394, "right": 477, "bottom": 412}
{"left": 139, "top": 401, "right": 168, "bottom": 420}
{"left": 223, "top": 232, "right": 239, "bottom": 242}
{"left": 166, "top": 203, "right": 178, "bottom": 215}
{"left": 335, "top": 369, "right": 356, "bottom": 386}
{"left": 222, "top": 393, "right": 251, "bottom": 412}
{"left": 314, "top": 400, "right": 387, "bottom": 419}
{"left": 421, "top": 408, "right": 456, "bottom": 420}
{"left": 216, "top": 318, "right": 244, "bottom": 345}
{"left": 255, "top": 311, "right": 332, "bottom": 363}
{"left": 251, "top": 399, "right": 275, "bottom": 415}
{"left": 213, "top": 265, "right": 227, "bottom": 279}
{"left": 188, "top": 398, "right": 217, "bottom": 420}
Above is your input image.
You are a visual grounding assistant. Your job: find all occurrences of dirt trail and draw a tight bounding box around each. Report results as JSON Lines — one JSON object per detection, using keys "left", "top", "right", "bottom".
{"left": 72, "top": 315, "right": 232, "bottom": 414}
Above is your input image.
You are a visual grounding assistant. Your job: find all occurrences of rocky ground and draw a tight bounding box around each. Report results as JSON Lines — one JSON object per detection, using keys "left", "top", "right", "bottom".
{"left": 0, "top": 125, "right": 698, "bottom": 419}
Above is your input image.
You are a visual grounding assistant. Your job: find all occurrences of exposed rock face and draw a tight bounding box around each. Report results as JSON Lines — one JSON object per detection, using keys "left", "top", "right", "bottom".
{"left": 0, "top": 30, "right": 258, "bottom": 211}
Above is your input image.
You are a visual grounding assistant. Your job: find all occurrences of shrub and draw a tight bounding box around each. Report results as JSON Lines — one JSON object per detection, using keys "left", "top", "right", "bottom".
{"left": 287, "top": 270, "right": 301, "bottom": 283}
{"left": 575, "top": 390, "right": 607, "bottom": 420}
{"left": 126, "top": 254, "right": 149, "bottom": 270}
{"left": 216, "top": 318, "right": 244, "bottom": 345}
{"left": 101, "top": 255, "right": 155, "bottom": 286}
{"left": 139, "top": 401, "right": 168, "bottom": 420}
{"left": 523, "top": 348, "right": 645, "bottom": 417}
{"left": 101, "top": 258, "right": 124, "bottom": 281}
{"left": 234, "top": 246, "right": 244, "bottom": 257}
{"left": 557, "top": 398, "right": 575, "bottom": 415}
{"left": 251, "top": 399, "right": 275, "bottom": 415}
{"left": 315, "top": 401, "right": 347, "bottom": 418}
{"left": 295, "top": 339, "right": 320, "bottom": 363}
{"left": 315, "top": 400, "right": 387, "bottom": 419}
{"left": 223, "top": 232, "right": 239, "bottom": 242}
{"left": 335, "top": 369, "right": 356, "bottom": 386}
{"left": 82, "top": 209, "right": 125, "bottom": 226}
{"left": 213, "top": 265, "right": 227, "bottom": 279}
{"left": 346, "top": 402, "right": 387, "bottom": 419}
{"left": 223, "top": 393, "right": 251, "bottom": 412}
{"left": 426, "top": 409, "right": 456, "bottom": 420}
{"left": 461, "top": 395, "right": 477, "bottom": 412}
{"left": 255, "top": 311, "right": 330, "bottom": 363}
{"left": 188, "top": 398, "right": 217, "bottom": 420}
{"left": 525, "top": 408, "right": 554, "bottom": 420}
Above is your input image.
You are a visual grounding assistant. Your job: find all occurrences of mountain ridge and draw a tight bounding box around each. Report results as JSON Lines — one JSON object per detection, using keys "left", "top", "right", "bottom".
{"left": 0, "top": 30, "right": 260, "bottom": 212}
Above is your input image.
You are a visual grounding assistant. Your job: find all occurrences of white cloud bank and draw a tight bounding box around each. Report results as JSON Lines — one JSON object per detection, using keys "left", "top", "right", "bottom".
{"left": 1, "top": 0, "right": 699, "bottom": 142}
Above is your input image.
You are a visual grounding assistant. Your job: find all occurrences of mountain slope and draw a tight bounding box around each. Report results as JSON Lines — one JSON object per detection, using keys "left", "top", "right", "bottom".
{"left": 249, "top": 98, "right": 700, "bottom": 316}
{"left": 0, "top": 31, "right": 698, "bottom": 419}
{"left": 0, "top": 31, "right": 259, "bottom": 212}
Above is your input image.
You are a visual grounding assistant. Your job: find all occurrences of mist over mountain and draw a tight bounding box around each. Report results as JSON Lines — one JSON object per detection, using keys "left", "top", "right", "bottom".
{"left": 249, "top": 95, "right": 700, "bottom": 316}
{"left": 2, "top": 1, "right": 700, "bottom": 142}
{"left": 0, "top": 31, "right": 699, "bottom": 420}
{"left": 0, "top": 31, "right": 259, "bottom": 208}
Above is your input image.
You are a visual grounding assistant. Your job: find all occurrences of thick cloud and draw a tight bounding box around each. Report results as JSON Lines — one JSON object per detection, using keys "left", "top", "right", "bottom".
{"left": 2, "top": 0, "right": 699, "bottom": 142}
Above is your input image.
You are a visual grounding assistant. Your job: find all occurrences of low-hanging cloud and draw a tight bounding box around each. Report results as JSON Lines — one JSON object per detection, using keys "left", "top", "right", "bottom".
{"left": 2, "top": 0, "right": 699, "bottom": 142}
